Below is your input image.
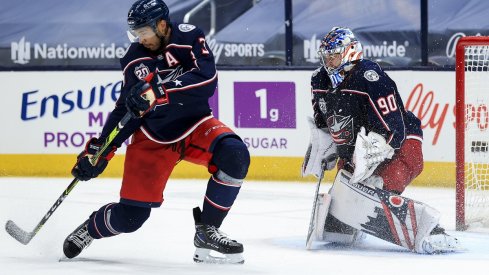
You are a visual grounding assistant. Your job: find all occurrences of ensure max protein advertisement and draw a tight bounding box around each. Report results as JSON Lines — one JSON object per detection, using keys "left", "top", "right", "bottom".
{"left": 0, "top": 69, "right": 469, "bottom": 163}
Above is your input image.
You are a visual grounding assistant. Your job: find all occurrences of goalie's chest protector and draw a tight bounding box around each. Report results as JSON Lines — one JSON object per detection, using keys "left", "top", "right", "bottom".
{"left": 314, "top": 86, "right": 369, "bottom": 161}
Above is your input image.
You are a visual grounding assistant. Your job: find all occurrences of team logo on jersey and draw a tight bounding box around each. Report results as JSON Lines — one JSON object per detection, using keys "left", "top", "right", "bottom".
{"left": 158, "top": 65, "right": 184, "bottom": 84}
{"left": 318, "top": 98, "right": 327, "bottom": 114}
{"left": 134, "top": 63, "right": 150, "bottom": 80}
{"left": 327, "top": 114, "right": 354, "bottom": 145}
{"left": 364, "top": 70, "right": 379, "bottom": 82}
{"left": 178, "top": 24, "right": 196, "bottom": 32}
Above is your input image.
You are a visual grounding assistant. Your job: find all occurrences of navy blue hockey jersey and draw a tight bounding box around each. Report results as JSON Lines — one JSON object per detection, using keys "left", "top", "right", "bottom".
{"left": 310, "top": 59, "right": 423, "bottom": 162}
{"left": 100, "top": 23, "right": 217, "bottom": 146}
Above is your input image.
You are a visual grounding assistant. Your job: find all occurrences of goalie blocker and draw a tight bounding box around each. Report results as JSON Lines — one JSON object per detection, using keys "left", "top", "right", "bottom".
{"left": 308, "top": 169, "right": 460, "bottom": 254}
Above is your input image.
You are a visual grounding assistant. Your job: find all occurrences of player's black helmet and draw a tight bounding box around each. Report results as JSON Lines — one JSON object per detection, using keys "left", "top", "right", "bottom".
{"left": 127, "top": 0, "right": 170, "bottom": 31}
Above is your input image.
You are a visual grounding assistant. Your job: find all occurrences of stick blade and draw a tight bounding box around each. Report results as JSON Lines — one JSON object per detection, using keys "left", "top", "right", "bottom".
{"left": 5, "top": 220, "right": 34, "bottom": 245}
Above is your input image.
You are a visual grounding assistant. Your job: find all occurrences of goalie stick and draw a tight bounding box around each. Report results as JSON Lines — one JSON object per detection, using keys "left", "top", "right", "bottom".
{"left": 5, "top": 113, "right": 132, "bottom": 245}
{"left": 306, "top": 165, "right": 326, "bottom": 249}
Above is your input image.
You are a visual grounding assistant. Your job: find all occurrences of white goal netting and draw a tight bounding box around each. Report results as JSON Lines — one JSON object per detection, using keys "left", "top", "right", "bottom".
{"left": 463, "top": 43, "right": 489, "bottom": 227}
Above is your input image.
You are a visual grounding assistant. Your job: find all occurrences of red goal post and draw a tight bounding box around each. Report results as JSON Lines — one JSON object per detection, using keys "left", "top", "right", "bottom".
{"left": 455, "top": 36, "right": 489, "bottom": 231}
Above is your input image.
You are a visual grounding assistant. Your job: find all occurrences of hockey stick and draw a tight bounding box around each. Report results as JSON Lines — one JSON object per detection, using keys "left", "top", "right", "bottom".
{"left": 305, "top": 166, "right": 326, "bottom": 249}
{"left": 5, "top": 113, "right": 132, "bottom": 245}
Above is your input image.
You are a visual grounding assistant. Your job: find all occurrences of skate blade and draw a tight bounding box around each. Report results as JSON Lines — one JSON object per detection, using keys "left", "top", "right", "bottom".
{"left": 193, "top": 248, "right": 244, "bottom": 264}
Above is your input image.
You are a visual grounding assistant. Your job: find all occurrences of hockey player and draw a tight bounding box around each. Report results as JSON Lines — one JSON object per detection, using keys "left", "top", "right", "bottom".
{"left": 302, "top": 27, "right": 459, "bottom": 253}
{"left": 63, "top": 0, "right": 249, "bottom": 264}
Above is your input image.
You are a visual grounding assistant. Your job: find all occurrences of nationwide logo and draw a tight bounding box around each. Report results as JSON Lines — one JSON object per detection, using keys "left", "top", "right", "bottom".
{"left": 11, "top": 37, "right": 30, "bottom": 64}
{"left": 10, "top": 36, "right": 128, "bottom": 65}
{"left": 303, "top": 35, "right": 409, "bottom": 63}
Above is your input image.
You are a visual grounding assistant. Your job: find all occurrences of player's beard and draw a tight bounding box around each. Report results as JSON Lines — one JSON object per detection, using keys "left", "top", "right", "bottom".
{"left": 154, "top": 26, "right": 171, "bottom": 53}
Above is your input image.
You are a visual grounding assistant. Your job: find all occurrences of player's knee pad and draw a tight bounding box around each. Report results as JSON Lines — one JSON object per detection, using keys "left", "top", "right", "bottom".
{"left": 212, "top": 137, "right": 250, "bottom": 180}
{"left": 88, "top": 202, "right": 151, "bottom": 238}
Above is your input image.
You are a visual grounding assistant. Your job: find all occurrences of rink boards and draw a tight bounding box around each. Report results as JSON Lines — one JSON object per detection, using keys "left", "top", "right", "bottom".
{"left": 0, "top": 70, "right": 460, "bottom": 186}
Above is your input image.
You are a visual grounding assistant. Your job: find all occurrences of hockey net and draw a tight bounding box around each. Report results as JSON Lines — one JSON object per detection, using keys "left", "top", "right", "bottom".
{"left": 456, "top": 36, "right": 489, "bottom": 231}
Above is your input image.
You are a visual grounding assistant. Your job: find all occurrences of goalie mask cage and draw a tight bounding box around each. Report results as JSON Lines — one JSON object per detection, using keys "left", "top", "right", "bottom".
{"left": 456, "top": 36, "right": 489, "bottom": 231}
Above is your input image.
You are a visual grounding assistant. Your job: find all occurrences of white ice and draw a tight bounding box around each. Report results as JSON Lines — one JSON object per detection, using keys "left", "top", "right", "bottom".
{"left": 1, "top": 177, "right": 489, "bottom": 275}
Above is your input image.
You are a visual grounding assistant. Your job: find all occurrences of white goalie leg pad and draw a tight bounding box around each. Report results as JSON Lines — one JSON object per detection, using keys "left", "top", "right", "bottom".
{"left": 306, "top": 193, "right": 331, "bottom": 249}
{"left": 328, "top": 169, "right": 442, "bottom": 252}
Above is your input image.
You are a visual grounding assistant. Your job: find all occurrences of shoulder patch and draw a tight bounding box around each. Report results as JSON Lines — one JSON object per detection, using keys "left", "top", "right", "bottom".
{"left": 364, "top": 70, "right": 379, "bottom": 82}
{"left": 134, "top": 63, "right": 150, "bottom": 80}
{"left": 178, "top": 24, "right": 196, "bottom": 32}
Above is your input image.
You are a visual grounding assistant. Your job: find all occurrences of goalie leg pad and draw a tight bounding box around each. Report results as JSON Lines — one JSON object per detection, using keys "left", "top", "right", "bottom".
{"left": 323, "top": 214, "right": 366, "bottom": 245}
{"left": 328, "top": 169, "right": 441, "bottom": 252}
{"left": 306, "top": 193, "right": 331, "bottom": 249}
{"left": 418, "top": 226, "right": 460, "bottom": 254}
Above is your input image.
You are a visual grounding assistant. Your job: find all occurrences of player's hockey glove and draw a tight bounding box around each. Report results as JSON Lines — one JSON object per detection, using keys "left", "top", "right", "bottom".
{"left": 72, "top": 138, "right": 117, "bottom": 181}
{"left": 302, "top": 116, "right": 338, "bottom": 178}
{"left": 125, "top": 72, "right": 168, "bottom": 118}
{"left": 350, "top": 127, "right": 394, "bottom": 184}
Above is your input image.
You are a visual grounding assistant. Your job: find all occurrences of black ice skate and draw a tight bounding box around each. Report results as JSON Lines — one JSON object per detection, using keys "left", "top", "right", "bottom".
{"left": 420, "top": 225, "right": 460, "bottom": 254}
{"left": 63, "top": 220, "right": 94, "bottom": 259}
{"left": 192, "top": 207, "right": 244, "bottom": 264}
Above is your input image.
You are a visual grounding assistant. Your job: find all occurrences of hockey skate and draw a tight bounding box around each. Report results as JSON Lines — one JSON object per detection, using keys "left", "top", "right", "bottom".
{"left": 192, "top": 207, "right": 244, "bottom": 264}
{"left": 418, "top": 225, "right": 460, "bottom": 254}
{"left": 63, "top": 220, "right": 94, "bottom": 259}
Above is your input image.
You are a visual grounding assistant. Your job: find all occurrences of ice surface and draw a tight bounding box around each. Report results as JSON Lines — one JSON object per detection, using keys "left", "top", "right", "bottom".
{"left": 1, "top": 177, "right": 488, "bottom": 275}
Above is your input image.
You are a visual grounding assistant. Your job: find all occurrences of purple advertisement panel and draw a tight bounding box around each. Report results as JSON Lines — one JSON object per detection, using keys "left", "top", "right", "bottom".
{"left": 209, "top": 87, "right": 219, "bottom": 119}
{"left": 234, "top": 82, "right": 296, "bottom": 128}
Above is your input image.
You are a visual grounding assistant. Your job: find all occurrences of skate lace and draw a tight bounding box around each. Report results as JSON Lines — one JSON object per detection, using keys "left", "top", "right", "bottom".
{"left": 206, "top": 226, "right": 234, "bottom": 245}
{"left": 70, "top": 226, "right": 93, "bottom": 249}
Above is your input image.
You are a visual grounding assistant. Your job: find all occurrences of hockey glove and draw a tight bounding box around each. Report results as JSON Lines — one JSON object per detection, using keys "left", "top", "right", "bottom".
{"left": 350, "top": 127, "right": 394, "bottom": 184}
{"left": 125, "top": 72, "right": 168, "bottom": 118}
{"left": 302, "top": 116, "right": 338, "bottom": 178}
{"left": 72, "top": 138, "right": 117, "bottom": 181}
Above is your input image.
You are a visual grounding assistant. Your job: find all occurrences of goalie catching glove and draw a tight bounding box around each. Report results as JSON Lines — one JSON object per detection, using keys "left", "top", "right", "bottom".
{"left": 125, "top": 72, "right": 168, "bottom": 118}
{"left": 350, "top": 127, "right": 394, "bottom": 184}
{"left": 72, "top": 138, "right": 117, "bottom": 181}
{"left": 302, "top": 117, "right": 338, "bottom": 178}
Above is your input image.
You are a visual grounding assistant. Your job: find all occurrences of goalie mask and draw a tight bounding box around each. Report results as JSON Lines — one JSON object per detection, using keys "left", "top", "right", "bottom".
{"left": 318, "top": 27, "right": 363, "bottom": 87}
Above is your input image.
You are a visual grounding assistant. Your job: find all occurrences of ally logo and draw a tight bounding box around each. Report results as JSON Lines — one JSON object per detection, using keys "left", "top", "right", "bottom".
{"left": 11, "top": 36, "right": 30, "bottom": 64}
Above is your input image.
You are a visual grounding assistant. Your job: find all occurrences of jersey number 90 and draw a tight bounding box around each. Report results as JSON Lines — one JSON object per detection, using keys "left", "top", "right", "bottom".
{"left": 377, "top": 94, "right": 398, "bottom": 115}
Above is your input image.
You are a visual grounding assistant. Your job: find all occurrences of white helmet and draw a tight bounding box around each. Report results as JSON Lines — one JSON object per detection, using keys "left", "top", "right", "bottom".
{"left": 318, "top": 27, "right": 363, "bottom": 75}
